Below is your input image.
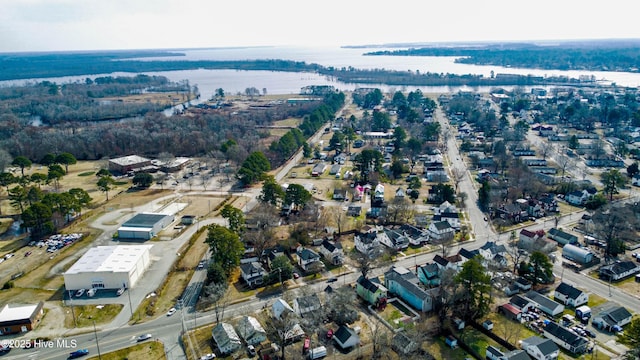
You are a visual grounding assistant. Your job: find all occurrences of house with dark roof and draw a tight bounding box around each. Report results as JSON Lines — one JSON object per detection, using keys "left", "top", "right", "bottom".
{"left": 297, "top": 248, "right": 322, "bottom": 272}
{"left": 333, "top": 325, "right": 360, "bottom": 350}
{"left": 515, "top": 277, "right": 532, "bottom": 291}
{"left": 381, "top": 229, "right": 410, "bottom": 251}
{"left": 599, "top": 261, "right": 640, "bottom": 281}
{"left": 554, "top": 282, "right": 588, "bottom": 307}
{"left": 356, "top": 276, "right": 387, "bottom": 306}
{"left": 547, "top": 228, "right": 578, "bottom": 246}
{"left": 427, "top": 221, "right": 454, "bottom": 242}
{"left": 542, "top": 321, "right": 589, "bottom": 354}
{"left": 293, "top": 294, "right": 322, "bottom": 317}
{"left": 592, "top": 306, "right": 633, "bottom": 332}
{"left": 458, "top": 247, "right": 480, "bottom": 261}
{"left": 509, "top": 294, "right": 536, "bottom": 312}
{"left": 526, "top": 291, "right": 565, "bottom": 317}
{"left": 417, "top": 263, "right": 441, "bottom": 287}
{"left": 384, "top": 266, "right": 437, "bottom": 312}
{"left": 332, "top": 188, "right": 347, "bottom": 201}
{"left": 486, "top": 346, "right": 531, "bottom": 360}
{"left": 479, "top": 241, "right": 508, "bottom": 268}
{"left": 240, "top": 262, "right": 266, "bottom": 288}
{"left": 521, "top": 335, "right": 560, "bottom": 360}
{"left": 398, "top": 224, "right": 430, "bottom": 245}
{"left": 319, "top": 239, "right": 344, "bottom": 265}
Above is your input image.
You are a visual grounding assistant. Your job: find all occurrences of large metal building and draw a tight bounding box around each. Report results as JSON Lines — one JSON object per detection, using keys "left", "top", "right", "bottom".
{"left": 117, "top": 212, "right": 174, "bottom": 240}
{"left": 63, "top": 245, "right": 153, "bottom": 291}
{"left": 562, "top": 244, "right": 594, "bottom": 265}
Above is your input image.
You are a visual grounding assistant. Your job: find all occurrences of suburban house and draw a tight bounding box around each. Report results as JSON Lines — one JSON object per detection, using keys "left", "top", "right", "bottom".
{"left": 297, "top": 248, "right": 322, "bottom": 272}
{"left": 427, "top": 221, "right": 455, "bottom": 242}
{"left": 356, "top": 276, "right": 388, "bottom": 306}
{"left": 521, "top": 336, "right": 560, "bottom": 360}
{"left": 211, "top": 322, "right": 242, "bottom": 355}
{"left": 554, "top": 282, "right": 588, "bottom": 307}
{"left": 319, "top": 239, "right": 344, "bottom": 265}
{"left": 433, "top": 254, "right": 463, "bottom": 272}
{"left": 347, "top": 206, "right": 362, "bottom": 217}
{"left": 509, "top": 294, "right": 536, "bottom": 313}
{"left": 381, "top": 229, "right": 410, "bottom": 250}
{"left": 486, "top": 346, "right": 531, "bottom": 360}
{"left": 542, "top": 321, "right": 589, "bottom": 354}
{"left": 526, "top": 291, "right": 565, "bottom": 317}
{"left": 272, "top": 298, "right": 294, "bottom": 320}
{"left": 333, "top": 325, "right": 360, "bottom": 351}
{"left": 592, "top": 306, "right": 633, "bottom": 332}
{"left": 503, "top": 283, "right": 520, "bottom": 297}
{"left": 479, "top": 241, "right": 508, "bottom": 268}
{"left": 565, "top": 189, "right": 594, "bottom": 206}
{"left": 239, "top": 262, "right": 266, "bottom": 288}
{"left": 599, "top": 261, "right": 640, "bottom": 281}
{"left": 236, "top": 316, "right": 267, "bottom": 346}
{"left": 332, "top": 189, "right": 347, "bottom": 201}
{"left": 311, "top": 162, "right": 327, "bottom": 177}
{"left": 519, "top": 228, "right": 540, "bottom": 245}
{"left": 515, "top": 277, "right": 532, "bottom": 291}
{"left": 384, "top": 266, "right": 437, "bottom": 312}
{"left": 398, "top": 224, "right": 430, "bottom": 245}
{"left": 0, "top": 302, "right": 44, "bottom": 335}
{"left": 547, "top": 228, "right": 578, "bottom": 246}
{"left": 293, "top": 294, "right": 322, "bottom": 317}
{"left": 417, "top": 263, "right": 441, "bottom": 287}
{"left": 353, "top": 227, "right": 383, "bottom": 257}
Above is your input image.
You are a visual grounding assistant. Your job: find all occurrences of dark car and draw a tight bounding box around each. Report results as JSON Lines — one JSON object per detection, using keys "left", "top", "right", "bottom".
{"left": 68, "top": 349, "right": 89, "bottom": 359}
{"left": 327, "top": 278, "right": 338, "bottom": 283}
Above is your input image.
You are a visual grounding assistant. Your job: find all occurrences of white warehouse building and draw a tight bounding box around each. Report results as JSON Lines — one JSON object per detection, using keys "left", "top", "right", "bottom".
{"left": 117, "top": 212, "right": 174, "bottom": 240}
{"left": 63, "top": 245, "right": 153, "bottom": 291}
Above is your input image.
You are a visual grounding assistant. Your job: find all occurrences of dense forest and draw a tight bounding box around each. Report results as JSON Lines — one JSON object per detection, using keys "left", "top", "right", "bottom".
{"left": 1, "top": 49, "right": 592, "bottom": 87}
{"left": 365, "top": 40, "right": 640, "bottom": 72}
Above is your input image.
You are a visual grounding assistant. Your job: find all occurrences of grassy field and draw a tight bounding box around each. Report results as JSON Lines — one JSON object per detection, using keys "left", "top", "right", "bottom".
{"left": 65, "top": 304, "right": 124, "bottom": 328}
{"left": 87, "top": 339, "right": 166, "bottom": 360}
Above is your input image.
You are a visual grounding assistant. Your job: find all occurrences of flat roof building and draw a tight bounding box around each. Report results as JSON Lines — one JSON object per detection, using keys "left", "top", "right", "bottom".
{"left": 117, "top": 212, "right": 174, "bottom": 240}
{"left": 108, "top": 155, "right": 153, "bottom": 174}
{"left": 63, "top": 245, "right": 153, "bottom": 291}
{"left": 0, "top": 302, "right": 45, "bottom": 335}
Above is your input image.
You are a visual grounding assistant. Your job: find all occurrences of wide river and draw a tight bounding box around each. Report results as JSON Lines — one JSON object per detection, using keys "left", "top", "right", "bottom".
{"left": 4, "top": 45, "right": 640, "bottom": 97}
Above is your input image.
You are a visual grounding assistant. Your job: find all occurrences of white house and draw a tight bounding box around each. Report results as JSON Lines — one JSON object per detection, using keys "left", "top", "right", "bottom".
{"left": 427, "top": 221, "right": 454, "bottom": 242}
{"left": 236, "top": 316, "right": 267, "bottom": 346}
{"left": 212, "top": 322, "right": 242, "bottom": 355}
{"left": 239, "top": 262, "right": 266, "bottom": 288}
{"left": 592, "top": 306, "right": 633, "bottom": 332}
{"left": 319, "top": 239, "right": 344, "bottom": 265}
{"left": 565, "top": 190, "right": 593, "bottom": 206}
{"left": 381, "top": 229, "right": 410, "bottom": 251}
{"left": 272, "top": 299, "right": 294, "bottom": 320}
{"left": 297, "top": 248, "right": 322, "bottom": 271}
{"left": 526, "top": 291, "right": 565, "bottom": 317}
{"left": 293, "top": 294, "right": 322, "bottom": 317}
{"left": 354, "top": 226, "right": 383, "bottom": 257}
{"left": 554, "top": 282, "right": 588, "bottom": 307}
{"left": 521, "top": 336, "right": 560, "bottom": 360}
{"left": 542, "top": 321, "right": 589, "bottom": 354}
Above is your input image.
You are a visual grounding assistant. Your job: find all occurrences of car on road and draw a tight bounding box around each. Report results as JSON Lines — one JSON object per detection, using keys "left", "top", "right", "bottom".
{"left": 197, "top": 260, "right": 206, "bottom": 269}
{"left": 24, "top": 251, "right": 32, "bottom": 257}
{"left": 117, "top": 287, "right": 125, "bottom": 296}
{"left": 199, "top": 354, "right": 216, "bottom": 360}
{"left": 75, "top": 289, "right": 85, "bottom": 297}
{"left": 68, "top": 349, "right": 89, "bottom": 358}
{"left": 166, "top": 307, "right": 177, "bottom": 316}
{"left": 137, "top": 333, "right": 152, "bottom": 342}
{"left": 327, "top": 278, "right": 337, "bottom": 283}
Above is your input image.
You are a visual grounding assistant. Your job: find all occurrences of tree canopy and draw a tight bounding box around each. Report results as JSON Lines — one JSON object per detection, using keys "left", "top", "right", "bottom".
{"left": 205, "top": 224, "right": 245, "bottom": 277}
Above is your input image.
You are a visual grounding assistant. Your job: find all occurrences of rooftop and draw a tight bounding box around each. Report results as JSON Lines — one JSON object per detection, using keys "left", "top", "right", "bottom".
{"left": 64, "top": 245, "right": 153, "bottom": 274}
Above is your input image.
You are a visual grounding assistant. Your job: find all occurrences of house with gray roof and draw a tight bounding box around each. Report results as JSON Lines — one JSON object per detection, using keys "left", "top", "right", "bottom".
{"left": 547, "top": 228, "right": 578, "bottom": 246}
{"left": 293, "top": 294, "right": 321, "bottom": 317}
{"left": 240, "top": 262, "right": 266, "bottom": 288}
{"left": 211, "top": 322, "right": 242, "bottom": 355}
{"left": 356, "top": 276, "right": 387, "bottom": 306}
{"left": 599, "top": 261, "right": 640, "bottom": 281}
{"left": 592, "top": 306, "right": 633, "bottom": 332}
{"left": 384, "top": 266, "right": 437, "bottom": 312}
{"left": 417, "top": 263, "right": 441, "bottom": 287}
{"left": 542, "top": 321, "right": 589, "bottom": 354}
{"left": 521, "top": 335, "right": 560, "bottom": 360}
{"left": 236, "top": 316, "right": 267, "bottom": 346}
{"left": 526, "top": 291, "right": 565, "bottom": 316}
{"left": 333, "top": 325, "right": 360, "bottom": 350}
{"left": 297, "top": 248, "right": 322, "bottom": 271}
{"left": 427, "top": 221, "right": 454, "bottom": 242}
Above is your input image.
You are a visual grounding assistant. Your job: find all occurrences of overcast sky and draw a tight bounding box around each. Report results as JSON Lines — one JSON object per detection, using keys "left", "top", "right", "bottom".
{"left": 1, "top": 0, "right": 639, "bottom": 53}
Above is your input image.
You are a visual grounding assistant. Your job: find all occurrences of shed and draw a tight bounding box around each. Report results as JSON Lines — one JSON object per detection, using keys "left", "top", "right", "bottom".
{"left": 117, "top": 212, "right": 174, "bottom": 240}
{"left": 0, "top": 302, "right": 45, "bottom": 335}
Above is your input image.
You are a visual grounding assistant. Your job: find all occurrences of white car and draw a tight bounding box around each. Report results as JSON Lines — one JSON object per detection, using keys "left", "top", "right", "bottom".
{"left": 166, "top": 308, "right": 176, "bottom": 316}
{"left": 200, "top": 354, "right": 216, "bottom": 360}
{"left": 137, "top": 333, "right": 152, "bottom": 342}
{"left": 75, "top": 289, "right": 85, "bottom": 297}
{"left": 116, "top": 288, "right": 125, "bottom": 296}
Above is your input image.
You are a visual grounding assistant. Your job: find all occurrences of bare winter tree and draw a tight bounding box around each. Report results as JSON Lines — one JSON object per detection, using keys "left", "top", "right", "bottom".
{"left": 555, "top": 152, "right": 574, "bottom": 177}
{"left": 201, "top": 282, "right": 230, "bottom": 325}
{"left": 451, "top": 167, "right": 466, "bottom": 192}
{"left": 367, "top": 317, "right": 392, "bottom": 360}
{"left": 385, "top": 197, "right": 414, "bottom": 224}
{"left": 592, "top": 205, "right": 636, "bottom": 263}
{"left": 538, "top": 141, "right": 554, "bottom": 160}
{"left": 262, "top": 307, "right": 301, "bottom": 360}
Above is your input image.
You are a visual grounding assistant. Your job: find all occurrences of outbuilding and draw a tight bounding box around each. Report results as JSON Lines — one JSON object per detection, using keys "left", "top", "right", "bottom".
{"left": 562, "top": 244, "right": 594, "bottom": 265}
{"left": 63, "top": 245, "right": 153, "bottom": 291}
{"left": 117, "top": 212, "right": 174, "bottom": 240}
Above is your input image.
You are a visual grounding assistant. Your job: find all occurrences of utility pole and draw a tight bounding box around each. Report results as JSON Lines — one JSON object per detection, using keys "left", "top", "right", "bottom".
{"left": 68, "top": 290, "right": 77, "bottom": 328}
{"left": 91, "top": 319, "right": 102, "bottom": 360}
{"left": 126, "top": 283, "right": 133, "bottom": 318}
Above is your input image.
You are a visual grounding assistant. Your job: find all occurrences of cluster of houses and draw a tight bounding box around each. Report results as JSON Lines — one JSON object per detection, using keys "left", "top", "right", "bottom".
{"left": 488, "top": 194, "right": 559, "bottom": 224}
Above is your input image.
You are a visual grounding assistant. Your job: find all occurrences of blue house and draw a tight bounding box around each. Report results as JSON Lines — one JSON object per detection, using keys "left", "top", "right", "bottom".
{"left": 384, "top": 266, "right": 437, "bottom": 312}
{"left": 417, "top": 263, "right": 440, "bottom": 287}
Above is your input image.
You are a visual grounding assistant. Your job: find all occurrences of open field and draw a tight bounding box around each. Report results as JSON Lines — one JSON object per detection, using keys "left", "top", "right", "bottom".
{"left": 87, "top": 339, "right": 166, "bottom": 360}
